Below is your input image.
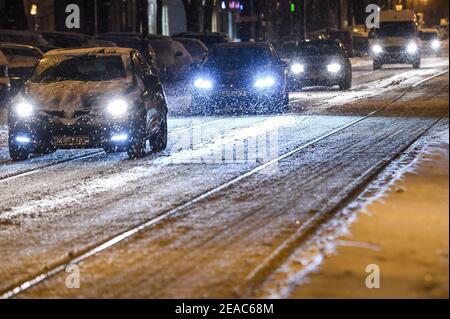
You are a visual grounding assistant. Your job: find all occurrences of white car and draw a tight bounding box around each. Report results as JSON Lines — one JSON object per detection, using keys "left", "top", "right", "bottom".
{"left": 0, "top": 50, "right": 11, "bottom": 107}
{"left": 149, "top": 39, "right": 193, "bottom": 82}
{"left": 419, "top": 28, "right": 442, "bottom": 56}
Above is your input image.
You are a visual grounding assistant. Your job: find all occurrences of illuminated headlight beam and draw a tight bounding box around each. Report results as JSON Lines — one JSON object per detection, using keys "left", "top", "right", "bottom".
{"left": 432, "top": 40, "right": 440, "bottom": 50}
{"left": 327, "top": 63, "right": 342, "bottom": 73}
{"left": 15, "top": 136, "right": 31, "bottom": 144}
{"left": 15, "top": 102, "right": 33, "bottom": 117}
{"left": 107, "top": 99, "right": 128, "bottom": 117}
{"left": 111, "top": 134, "right": 129, "bottom": 142}
{"left": 254, "top": 76, "right": 275, "bottom": 88}
{"left": 372, "top": 44, "right": 383, "bottom": 54}
{"left": 194, "top": 78, "right": 213, "bottom": 89}
{"left": 290, "top": 63, "right": 304, "bottom": 74}
{"left": 407, "top": 42, "right": 418, "bottom": 54}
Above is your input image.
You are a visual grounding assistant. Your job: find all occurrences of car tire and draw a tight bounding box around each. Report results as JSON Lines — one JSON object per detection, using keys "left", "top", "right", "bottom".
{"left": 9, "top": 143, "right": 30, "bottom": 161}
{"left": 127, "top": 124, "right": 146, "bottom": 159}
{"left": 339, "top": 75, "right": 352, "bottom": 91}
{"left": 150, "top": 114, "right": 168, "bottom": 152}
{"left": 277, "top": 93, "right": 289, "bottom": 113}
{"left": 103, "top": 145, "right": 118, "bottom": 154}
{"left": 373, "top": 60, "right": 382, "bottom": 70}
{"left": 413, "top": 58, "right": 421, "bottom": 69}
{"left": 36, "top": 142, "right": 56, "bottom": 155}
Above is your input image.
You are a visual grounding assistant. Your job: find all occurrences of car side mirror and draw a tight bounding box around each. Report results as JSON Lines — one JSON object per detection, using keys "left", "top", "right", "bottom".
{"left": 175, "top": 51, "right": 183, "bottom": 57}
{"left": 143, "top": 74, "right": 159, "bottom": 89}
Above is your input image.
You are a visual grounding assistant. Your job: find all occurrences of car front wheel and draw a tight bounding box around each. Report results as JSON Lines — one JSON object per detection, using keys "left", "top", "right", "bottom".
{"left": 150, "top": 114, "right": 168, "bottom": 152}
{"left": 9, "top": 143, "right": 30, "bottom": 161}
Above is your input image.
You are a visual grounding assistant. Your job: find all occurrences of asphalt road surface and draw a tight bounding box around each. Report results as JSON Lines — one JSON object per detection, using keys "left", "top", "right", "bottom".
{"left": 0, "top": 57, "right": 448, "bottom": 298}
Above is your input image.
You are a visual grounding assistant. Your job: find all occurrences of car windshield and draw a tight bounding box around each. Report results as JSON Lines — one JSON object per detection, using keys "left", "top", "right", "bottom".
{"left": 205, "top": 46, "right": 273, "bottom": 68}
{"left": 98, "top": 37, "right": 141, "bottom": 50}
{"left": 279, "top": 42, "right": 298, "bottom": 59}
{"left": 178, "top": 40, "right": 206, "bottom": 59}
{"left": 297, "top": 43, "right": 341, "bottom": 56}
{"left": 184, "top": 35, "right": 228, "bottom": 47}
{"left": 375, "top": 22, "right": 416, "bottom": 37}
{"left": 44, "top": 36, "right": 84, "bottom": 48}
{"left": 149, "top": 40, "right": 173, "bottom": 55}
{"left": 31, "top": 55, "right": 126, "bottom": 83}
{"left": 420, "top": 32, "right": 439, "bottom": 40}
{"left": 1, "top": 48, "right": 41, "bottom": 67}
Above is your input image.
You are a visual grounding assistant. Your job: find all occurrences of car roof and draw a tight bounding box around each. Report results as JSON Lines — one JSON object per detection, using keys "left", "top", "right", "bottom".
{"left": 40, "top": 31, "right": 90, "bottom": 38}
{"left": 175, "top": 31, "right": 228, "bottom": 37}
{"left": 0, "top": 42, "right": 43, "bottom": 52}
{"left": 212, "top": 42, "right": 270, "bottom": 49}
{"left": 44, "top": 47, "right": 134, "bottom": 57}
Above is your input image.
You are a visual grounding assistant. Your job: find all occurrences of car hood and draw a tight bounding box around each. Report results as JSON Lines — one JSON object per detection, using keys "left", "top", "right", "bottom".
{"left": 292, "top": 55, "right": 344, "bottom": 65}
{"left": 23, "top": 80, "right": 136, "bottom": 116}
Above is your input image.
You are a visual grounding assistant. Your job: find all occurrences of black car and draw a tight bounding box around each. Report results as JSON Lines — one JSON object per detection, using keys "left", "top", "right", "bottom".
{"left": 0, "top": 29, "right": 57, "bottom": 52}
{"left": 286, "top": 40, "right": 352, "bottom": 91}
{"left": 173, "top": 32, "right": 231, "bottom": 49}
{"left": 0, "top": 43, "right": 43, "bottom": 97}
{"left": 0, "top": 50, "right": 11, "bottom": 106}
{"left": 39, "top": 31, "right": 96, "bottom": 49}
{"left": 95, "top": 33, "right": 158, "bottom": 73}
{"left": 8, "top": 47, "right": 168, "bottom": 161}
{"left": 191, "top": 42, "right": 289, "bottom": 115}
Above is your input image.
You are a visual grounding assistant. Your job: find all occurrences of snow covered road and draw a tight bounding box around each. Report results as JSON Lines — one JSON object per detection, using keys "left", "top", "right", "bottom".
{"left": 0, "top": 57, "right": 448, "bottom": 298}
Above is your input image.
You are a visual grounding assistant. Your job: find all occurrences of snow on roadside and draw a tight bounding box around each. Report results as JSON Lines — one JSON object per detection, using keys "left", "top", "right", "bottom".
{"left": 256, "top": 119, "right": 449, "bottom": 299}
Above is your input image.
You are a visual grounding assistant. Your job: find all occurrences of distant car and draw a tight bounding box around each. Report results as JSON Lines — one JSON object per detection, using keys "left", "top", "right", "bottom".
{"left": 149, "top": 39, "right": 193, "bottom": 81}
{"left": 96, "top": 33, "right": 158, "bottom": 73}
{"left": 0, "top": 50, "right": 11, "bottom": 106}
{"left": 8, "top": 47, "right": 168, "bottom": 161}
{"left": 0, "top": 43, "right": 43, "bottom": 96}
{"left": 0, "top": 29, "right": 56, "bottom": 52}
{"left": 173, "top": 32, "right": 231, "bottom": 49}
{"left": 419, "top": 29, "right": 442, "bottom": 56}
{"left": 286, "top": 40, "right": 352, "bottom": 91}
{"left": 39, "top": 31, "right": 97, "bottom": 49}
{"left": 172, "top": 37, "right": 208, "bottom": 64}
{"left": 327, "top": 29, "right": 354, "bottom": 57}
{"left": 191, "top": 42, "right": 289, "bottom": 115}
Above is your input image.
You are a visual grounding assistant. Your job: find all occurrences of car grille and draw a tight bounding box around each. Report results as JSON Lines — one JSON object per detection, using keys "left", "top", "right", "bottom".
{"left": 384, "top": 46, "right": 404, "bottom": 54}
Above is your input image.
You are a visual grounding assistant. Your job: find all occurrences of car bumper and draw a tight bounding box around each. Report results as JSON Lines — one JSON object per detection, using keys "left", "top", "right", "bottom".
{"left": 288, "top": 72, "right": 345, "bottom": 87}
{"left": 193, "top": 88, "right": 283, "bottom": 106}
{"left": 8, "top": 114, "right": 140, "bottom": 151}
{"left": 373, "top": 51, "right": 420, "bottom": 64}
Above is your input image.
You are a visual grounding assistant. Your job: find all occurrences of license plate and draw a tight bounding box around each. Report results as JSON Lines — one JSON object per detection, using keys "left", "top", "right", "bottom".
{"left": 223, "top": 90, "right": 246, "bottom": 97}
{"left": 53, "top": 136, "right": 90, "bottom": 147}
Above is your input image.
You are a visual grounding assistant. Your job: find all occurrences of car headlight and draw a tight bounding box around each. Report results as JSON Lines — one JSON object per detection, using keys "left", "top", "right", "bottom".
{"left": 372, "top": 44, "right": 383, "bottom": 54}
{"left": 194, "top": 78, "right": 213, "bottom": 89}
{"left": 432, "top": 40, "right": 440, "bottom": 49}
{"left": 107, "top": 99, "right": 128, "bottom": 117}
{"left": 254, "top": 76, "right": 275, "bottom": 88}
{"left": 15, "top": 102, "right": 33, "bottom": 117}
{"left": 327, "top": 63, "right": 342, "bottom": 73}
{"left": 290, "top": 63, "right": 304, "bottom": 74}
{"left": 407, "top": 42, "right": 418, "bottom": 54}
